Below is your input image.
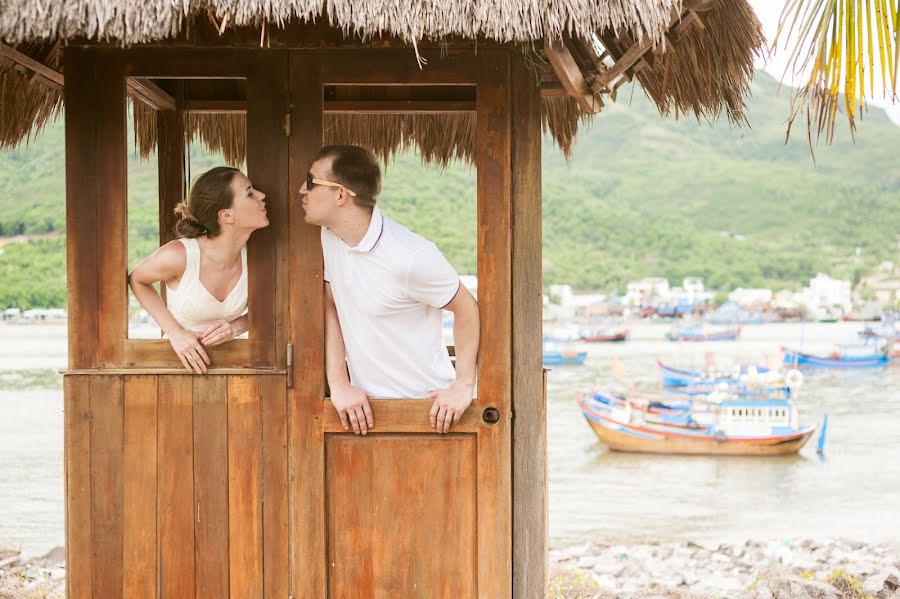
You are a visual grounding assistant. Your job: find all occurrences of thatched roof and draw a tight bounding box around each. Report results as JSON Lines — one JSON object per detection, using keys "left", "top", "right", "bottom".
{"left": 0, "top": 0, "right": 764, "bottom": 163}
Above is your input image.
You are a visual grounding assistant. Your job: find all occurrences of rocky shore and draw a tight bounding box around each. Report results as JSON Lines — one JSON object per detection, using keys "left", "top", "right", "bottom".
{"left": 0, "top": 546, "right": 64, "bottom": 599}
{"left": 2, "top": 538, "right": 899, "bottom": 598}
{"left": 549, "top": 538, "right": 900, "bottom": 598}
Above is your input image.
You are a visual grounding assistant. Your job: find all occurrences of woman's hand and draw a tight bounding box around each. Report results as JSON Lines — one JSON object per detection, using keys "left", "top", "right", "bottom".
{"left": 169, "top": 327, "right": 211, "bottom": 374}
{"left": 200, "top": 319, "right": 237, "bottom": 347}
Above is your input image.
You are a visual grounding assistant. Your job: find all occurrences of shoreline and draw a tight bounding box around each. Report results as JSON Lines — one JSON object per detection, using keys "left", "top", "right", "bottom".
{"left": 549, "top": 537, "right": 900, "bottom": 598}
{"left": 3, "top": 538, "right": 898, "bottom": 599}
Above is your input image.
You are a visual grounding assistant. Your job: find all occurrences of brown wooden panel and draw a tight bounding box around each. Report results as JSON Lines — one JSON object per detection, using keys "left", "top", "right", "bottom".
{"left": 322, "top": 399, "right": 483, "bottom": 433}
{"left": 288, "top": 50, "right": 327, "bottom": 599}
{"left": 326, "top": 434, "right": 477, "bottom": 598}
{"left": 158, "top": 376, "right": 196, "bottom": 597}
{"left": 93, "top": 53, "right": 128, "bottom": 366}
{"left": 89, "top": 375, "right": 124, "bottom": 599}
{"left": 125, "top": 338, "right": 251, "bottom": 368}
{"left": 157, "top": 81, "right": 185, "bottom": 246}
{"left": 63, "top": 47, "right": 99, "bottom": 369}
{"left": 261, "top": 376, "right": 288, "bottom": 598}
{"left": 193, "top": 375, "right": 230, "bottom": 598}
{"left": 319, "top": 51, "right": 480, "bottom": 85}
{"left": 475, "top": 51, "right": 514, "bottom": 597}
{"left": 323, "top": 100, "right": 475, "bottom": 114}
{"left": 121, "top": 48, "right": 252, "bottom": 78}
{"left": 122, "top": 375, "right": 158, "bottom": 599}
{"left": 246, "top": 51, "right": 288, "bottom": 367}
{"left": 64, "top": 376, "right": 92, "bottom": 599}
{"left": 228, "top": 376, "right": 263, "bottom": 599}
{"left": 509, "top": 53, "right": 547, "bottom": 598}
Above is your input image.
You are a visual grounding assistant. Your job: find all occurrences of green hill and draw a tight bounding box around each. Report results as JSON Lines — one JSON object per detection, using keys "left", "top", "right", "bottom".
{"left": 1, "top": 70, "right": 898, "bottom": 308}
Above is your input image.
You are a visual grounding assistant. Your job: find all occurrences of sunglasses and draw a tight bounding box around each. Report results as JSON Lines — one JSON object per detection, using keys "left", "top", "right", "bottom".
{"left": 305, "top": 173, "right": 357, "bottom": 197}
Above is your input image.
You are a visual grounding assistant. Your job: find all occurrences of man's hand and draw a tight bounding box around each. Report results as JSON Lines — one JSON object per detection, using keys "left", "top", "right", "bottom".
{"left": 428, "top": 383, "right": 474, "bottom": 433}
{"left": 331, "top": 383, "right": 374, "bottom": 435}
{"left": 168, "top": 327, "right": 210, "bottom": 374}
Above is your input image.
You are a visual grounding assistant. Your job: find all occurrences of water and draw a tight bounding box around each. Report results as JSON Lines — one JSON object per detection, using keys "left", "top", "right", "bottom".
{"left": 548, "top": 321, "right": 900, "bottom": 548}
{"left": 0, "top": 323, "right": 66, "bottom": 557}
{"left": 1, "top": 321, "right": 898, "bottom": 557}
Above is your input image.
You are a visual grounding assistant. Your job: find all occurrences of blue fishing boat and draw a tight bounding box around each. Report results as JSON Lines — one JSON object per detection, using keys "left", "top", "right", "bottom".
{"left": 542, "top": 349, "right": 587, "bottom": 366}
{"left": 782, "top": 343, "right": 890, "bottom": 368}
{"left": 576, "top": 389, "right": 815, "bottom": 456}
{"left": 656, "top": 360, "right": 770, "bottom": 388}
{"left": 666, "top": 323, "right": 741, "bottom": 342}
{"left": 542, "top": 340, "right": 586, "bottom": 366}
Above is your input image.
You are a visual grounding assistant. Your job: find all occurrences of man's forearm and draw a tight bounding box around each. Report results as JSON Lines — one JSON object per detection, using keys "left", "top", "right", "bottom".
{"left": 452, "top": 308, "right": 479, "bottom": 387}
{"left": 325, "top": 310, "right": 351, "bottom": 391}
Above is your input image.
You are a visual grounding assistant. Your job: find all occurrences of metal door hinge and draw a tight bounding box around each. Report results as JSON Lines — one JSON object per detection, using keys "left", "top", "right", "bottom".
{"left": 286, "top": 342, "right": 294, "bottom": 388}
{"left": 283, "top": 112, "right": 291, "bottom": 137}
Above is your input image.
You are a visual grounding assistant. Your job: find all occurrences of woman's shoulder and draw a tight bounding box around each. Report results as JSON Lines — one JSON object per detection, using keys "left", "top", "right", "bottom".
{"left": 153, "top": 239, "right": 190, "bottom": 273}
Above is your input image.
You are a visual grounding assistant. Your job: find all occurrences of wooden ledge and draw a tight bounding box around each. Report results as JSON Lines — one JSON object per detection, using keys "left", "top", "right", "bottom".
{"left": 63, "top": 368, "right": 285, "bottom": 376}
{"left": 322, "top": 398, "right": 497, "bottom": 433}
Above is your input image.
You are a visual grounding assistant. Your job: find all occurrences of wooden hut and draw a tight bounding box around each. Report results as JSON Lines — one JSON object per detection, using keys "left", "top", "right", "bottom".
{"left": 0, "top": 1, "right": 762, "bottom": 597}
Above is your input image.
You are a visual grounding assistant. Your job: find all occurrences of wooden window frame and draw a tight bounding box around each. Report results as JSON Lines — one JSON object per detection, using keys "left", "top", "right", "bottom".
{"left": 67, "top": 48, "right": 287, "bottom": 371}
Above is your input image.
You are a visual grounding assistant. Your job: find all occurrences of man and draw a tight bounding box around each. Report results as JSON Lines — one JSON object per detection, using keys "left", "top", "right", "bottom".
{"left": 299, "top": 145, "right": 480, "bottom": 435}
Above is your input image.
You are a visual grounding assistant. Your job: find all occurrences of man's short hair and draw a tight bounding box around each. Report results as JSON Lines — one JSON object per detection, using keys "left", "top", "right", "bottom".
{"left": 313, "top": 145, "right": 381, "bottom": 209}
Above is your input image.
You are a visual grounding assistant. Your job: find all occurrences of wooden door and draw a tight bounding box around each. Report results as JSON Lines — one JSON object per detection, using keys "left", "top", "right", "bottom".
{"left": 287, "top": 50, "right": 513, "bottom": 598}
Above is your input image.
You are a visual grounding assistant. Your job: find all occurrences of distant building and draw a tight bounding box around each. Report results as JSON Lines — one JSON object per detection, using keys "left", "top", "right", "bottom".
{"left": 624, "top": 277, "right": 670, "bottom": 307}
{"left": 22, "top": 308, "right": 67, "bottom": 321}
{"left": 672, "top": 277, "right": 713, "bottom": 306}
{"left": 801, "top": 273, "right": 852, "bottom": 315}
{"left": 728, "top": 287, "right": 773, "bottom": 308}
{"left": 2, "top": 308, "right": 22, "bottom": 320}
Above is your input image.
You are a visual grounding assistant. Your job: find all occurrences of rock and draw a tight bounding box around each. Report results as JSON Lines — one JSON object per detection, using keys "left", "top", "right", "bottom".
{"left": 588, "top": 572, "right": 617, "bottom": 590}
{"left": 37, "top": 546, "right": 65, "bottom": 568}
{"left": 863, "top": 569, "right": 900, "bottom": 597}
{"left": 764, "top": 574, "right": 841, "bottom": 599}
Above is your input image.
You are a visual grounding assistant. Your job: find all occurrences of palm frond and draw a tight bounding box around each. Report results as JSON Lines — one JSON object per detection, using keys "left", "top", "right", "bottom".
{"left": 775, "top": 0, "right": 899, "bottom": 144}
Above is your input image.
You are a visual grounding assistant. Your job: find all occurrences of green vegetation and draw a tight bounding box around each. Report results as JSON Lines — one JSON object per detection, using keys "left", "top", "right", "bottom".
{"left": 1, "top": 71, "right": 898, "bottom": 308}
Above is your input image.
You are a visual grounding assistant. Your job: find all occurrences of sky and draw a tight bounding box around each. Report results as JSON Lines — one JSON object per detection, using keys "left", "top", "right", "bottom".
{"left": 747, "top": 0, "right": 900, "bottom": 125}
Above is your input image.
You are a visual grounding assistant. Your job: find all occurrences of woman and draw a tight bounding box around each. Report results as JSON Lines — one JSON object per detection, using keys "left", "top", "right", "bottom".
{"left": 128, "top": 166, "right": 268, "bottom": 374}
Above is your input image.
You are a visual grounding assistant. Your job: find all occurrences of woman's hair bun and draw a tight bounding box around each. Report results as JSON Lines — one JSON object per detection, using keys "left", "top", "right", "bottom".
{"left": 173, "top": 201, "right": 207, "bottom": 238}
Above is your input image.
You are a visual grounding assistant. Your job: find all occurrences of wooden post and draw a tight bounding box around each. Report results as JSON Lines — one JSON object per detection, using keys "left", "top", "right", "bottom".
{"left": 157, "top": 81, "right": 185, "bottom": 245}
{"left": 287, "top": 50, "right": 326, "bottom": 598}
{"left": 509, "top": 52, "right": 547, "bottom": 598}
{"left": 475, "top": 50, "right": 513, "bottom": 598}
{"left": 246, "top": 51, "right": 289, "bottom": 367}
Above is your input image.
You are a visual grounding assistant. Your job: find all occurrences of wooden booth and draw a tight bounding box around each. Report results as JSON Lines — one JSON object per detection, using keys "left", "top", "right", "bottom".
{"left": 0, "top": 1, "right": 762, "bottom": 597}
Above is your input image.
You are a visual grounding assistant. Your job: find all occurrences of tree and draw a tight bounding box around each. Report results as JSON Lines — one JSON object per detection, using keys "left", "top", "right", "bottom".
{"left": 775, "top": 0, "right": 899, "bottom": 143}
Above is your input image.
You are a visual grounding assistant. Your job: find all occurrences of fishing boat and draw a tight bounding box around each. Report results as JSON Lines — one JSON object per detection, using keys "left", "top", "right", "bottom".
{"left": 576, "top": 389, "right": 815, "bottom": 456}
{"left": 782, "top": 343, "right": 890, "bottom": 368}
{"left": 657, "top": 360, "right": 771, "bottom": 388}
{"left": 542, "top": 340, "right": 587, "bottom": 366}
{"left": 666, "top": 323, "right": 741, "bottom": 342}
{"left": 542, "top": 349, "right": 587, "bottom": 366}
{"left": 858, "top": 320, "right": 898, "bottom": 341}
{"left": 579, "top": 329, "right": 629, "bottom": 343}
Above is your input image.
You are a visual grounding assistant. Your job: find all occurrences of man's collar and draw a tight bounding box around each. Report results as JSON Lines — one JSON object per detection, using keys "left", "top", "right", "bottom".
{"left": 351, "top": 207, "right": 384, "bottom": 253}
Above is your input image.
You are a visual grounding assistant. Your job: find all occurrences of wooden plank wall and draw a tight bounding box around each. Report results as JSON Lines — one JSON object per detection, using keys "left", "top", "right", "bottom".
{"left": 64, "top": 374, "right": 287, "bottom": 599}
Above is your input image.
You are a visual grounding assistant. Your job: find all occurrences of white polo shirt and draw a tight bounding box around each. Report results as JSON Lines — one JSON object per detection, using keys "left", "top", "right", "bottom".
{"left": 322, "top": 207, "right": 460, "bottom": 398}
